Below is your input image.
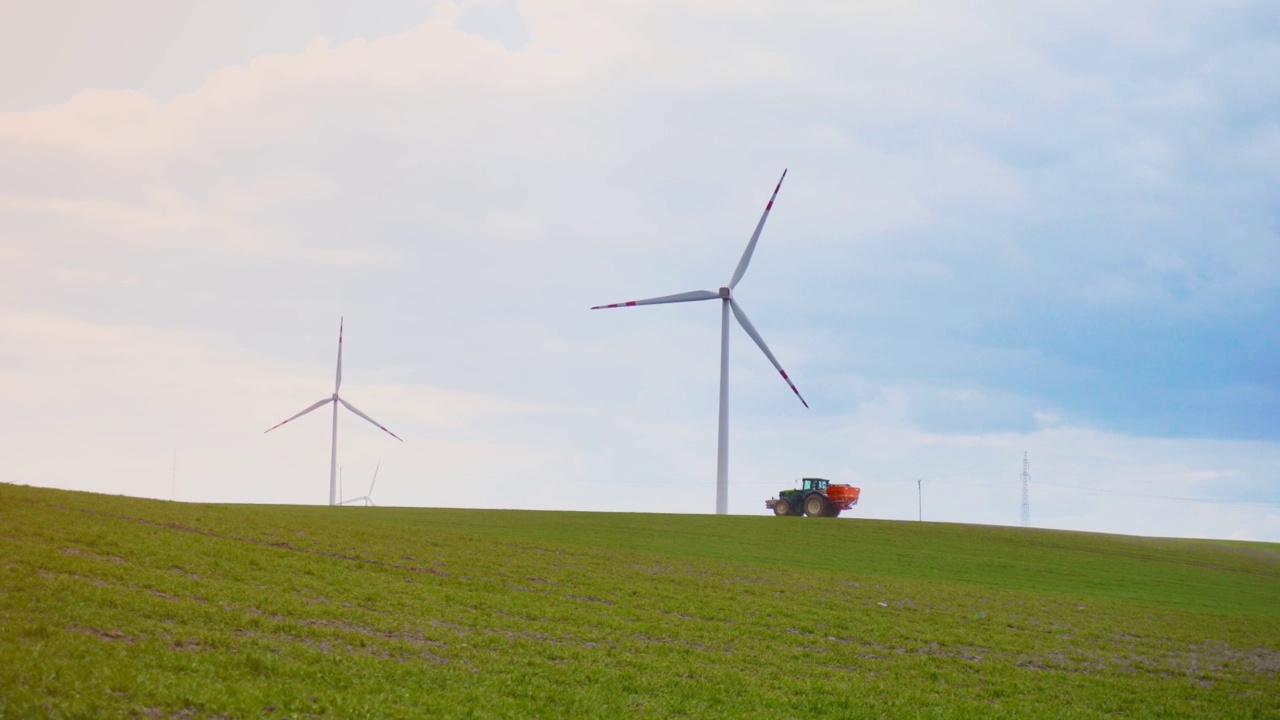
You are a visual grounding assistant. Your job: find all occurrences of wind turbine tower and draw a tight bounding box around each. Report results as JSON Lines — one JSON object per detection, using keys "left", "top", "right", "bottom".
{"left": 265, "top": 319, "right": 403, "bottom": 505}
{"left": 591, "top": 170, "right": 808, "bottom": 515}
{"left": 1020, "top": 452, "right": 1030, "bottom": 527}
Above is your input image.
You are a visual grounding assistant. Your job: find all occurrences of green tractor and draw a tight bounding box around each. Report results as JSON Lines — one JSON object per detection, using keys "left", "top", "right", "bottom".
{"left": 765, "top": 478, "right": 861, "bottom": 518}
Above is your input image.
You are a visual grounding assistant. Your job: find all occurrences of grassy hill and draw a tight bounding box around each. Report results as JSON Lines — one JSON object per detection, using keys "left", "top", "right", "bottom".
{"left": 1, "top": 483, "right": 1277, "bottom": 719}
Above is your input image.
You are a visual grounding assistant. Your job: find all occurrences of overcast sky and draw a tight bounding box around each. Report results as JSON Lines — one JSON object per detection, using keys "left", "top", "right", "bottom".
{"left": 2, "top": 0, "right": 1277, "bottom": 541}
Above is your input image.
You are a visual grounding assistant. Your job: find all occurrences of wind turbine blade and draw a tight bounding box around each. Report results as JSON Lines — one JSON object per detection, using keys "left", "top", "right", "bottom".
{"left": 338, "top": 398, "right": 404, "bottom": 441}
{"left": 368, "top": 457, "right": 381, "bottom": 496}
{"left": 591, "top": 290, "right": 719, "bottom": 309}
{"left": 264, "top": 397, "right": 334, "bottom": 433}
{"left": 334, "top": 317, "right": 344, "bottom": 393}
{"left": 729, "top": 298, "right": 808, "bottom": 408}
{"left": 728, "top": 169, "right": 787, "bottom": 290}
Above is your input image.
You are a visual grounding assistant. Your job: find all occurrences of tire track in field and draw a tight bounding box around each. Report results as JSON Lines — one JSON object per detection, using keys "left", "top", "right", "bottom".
{"left": 58, "top": 504, "right": 448, "bottom": 578}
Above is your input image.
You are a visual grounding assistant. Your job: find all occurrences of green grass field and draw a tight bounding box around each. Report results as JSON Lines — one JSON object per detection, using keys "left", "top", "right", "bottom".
{"left": 2, "top": 483, "right": 1277, "bottom": 719}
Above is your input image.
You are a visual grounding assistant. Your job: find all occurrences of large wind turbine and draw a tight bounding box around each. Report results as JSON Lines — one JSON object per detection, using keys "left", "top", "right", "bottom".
{"left": 265, "top": 319, "right": 403, "bottom": 505}
{"left": 591, "top": 170, "right": 807, "bottom": 515}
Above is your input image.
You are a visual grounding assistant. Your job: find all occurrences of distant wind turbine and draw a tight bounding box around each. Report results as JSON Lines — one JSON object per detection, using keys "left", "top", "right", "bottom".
{"left": 339, "top": 458, "right": 381, "bottom": 507}
{"left": 265, "top": 319, "right": 402, "bottom": 505}
{"left": 591, "top": 170, "right": 807, "bottom": 515}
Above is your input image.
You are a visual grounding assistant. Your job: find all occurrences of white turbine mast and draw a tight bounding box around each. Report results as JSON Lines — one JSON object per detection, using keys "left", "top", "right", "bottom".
{"left": 265, "top": 319, "right": 403, "bottom": 505}
{"left": 591, "top": 170, "right": 807, "bottom": 515}
{"left": 340, "top": 458, "right": 381, "bottom": 507}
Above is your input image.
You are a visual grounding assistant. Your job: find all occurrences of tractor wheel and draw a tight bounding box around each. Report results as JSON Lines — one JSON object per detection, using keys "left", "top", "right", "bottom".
{"left": 773, "top": 498, "right": 793, "bottom": 517}
{"left": 804, "top": 494, "right": 831, "bottom": 517}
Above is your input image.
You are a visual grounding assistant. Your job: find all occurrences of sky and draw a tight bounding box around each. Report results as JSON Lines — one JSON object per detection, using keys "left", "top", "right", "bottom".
{"left": 1, "top": 0, "right": 1277, "bottom": 541}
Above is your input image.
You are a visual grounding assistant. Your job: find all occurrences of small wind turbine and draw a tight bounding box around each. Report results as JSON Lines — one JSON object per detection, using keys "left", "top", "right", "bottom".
{"left": 265, "top": 319, "right": 402, "bottom": 505}
{"left": 340, "top": 458, "right": 381, "bottom": 507}
{"left": 591, "top": 170, "right": 807, "bottom": 515}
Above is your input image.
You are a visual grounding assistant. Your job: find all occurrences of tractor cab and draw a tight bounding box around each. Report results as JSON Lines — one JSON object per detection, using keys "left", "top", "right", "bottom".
{"left": 801, "top": 478, "right": 829, "bottom": 492}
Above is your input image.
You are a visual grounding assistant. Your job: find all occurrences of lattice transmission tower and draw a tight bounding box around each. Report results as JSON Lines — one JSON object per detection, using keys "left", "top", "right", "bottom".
{"left": 1020, "top": 451, "right": 1030, "bottom": 527}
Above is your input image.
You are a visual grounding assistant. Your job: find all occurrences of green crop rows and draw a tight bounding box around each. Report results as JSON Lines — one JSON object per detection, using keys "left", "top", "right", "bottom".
{"left": 1, "top": 483, "right": 1277, "bottom": 718}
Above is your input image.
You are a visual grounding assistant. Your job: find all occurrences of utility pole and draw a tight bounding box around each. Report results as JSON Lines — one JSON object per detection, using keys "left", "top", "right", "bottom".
{"left": 917, "top": 479, "right": 922, "bottom": 522}
{"left": 1020, "top": 452, "right": 1030, "bottom": 527}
